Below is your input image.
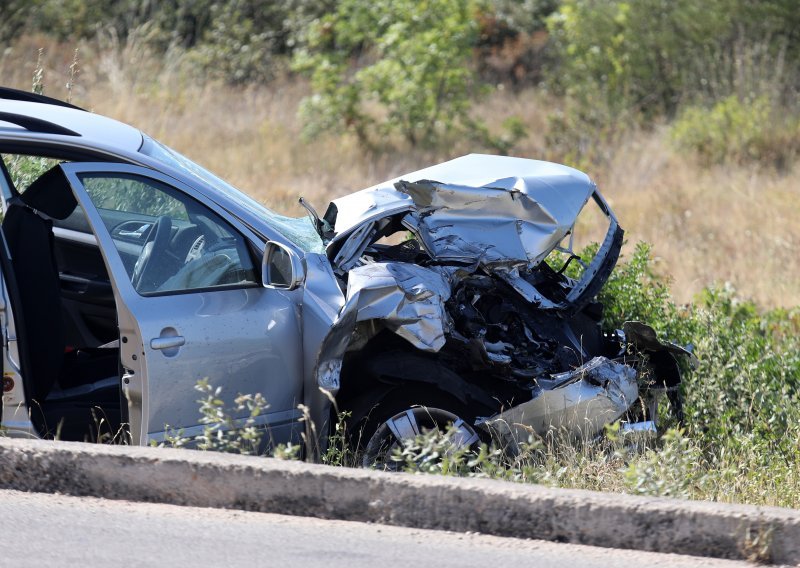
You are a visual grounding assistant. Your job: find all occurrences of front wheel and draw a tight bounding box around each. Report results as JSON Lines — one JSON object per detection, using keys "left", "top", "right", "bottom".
{"left": 353, "top": 391, "right": 481, "bottom": 470}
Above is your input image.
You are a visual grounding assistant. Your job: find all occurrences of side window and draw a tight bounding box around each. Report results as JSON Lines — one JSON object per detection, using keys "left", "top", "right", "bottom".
{"left": 79, "top": 173, "right": 258, "bottom": 296}
{"left": 0, "top": 154, "right": 90, "bottom": 230}
{"left": 2, "top": 154, "right": 62, "bottom": 193}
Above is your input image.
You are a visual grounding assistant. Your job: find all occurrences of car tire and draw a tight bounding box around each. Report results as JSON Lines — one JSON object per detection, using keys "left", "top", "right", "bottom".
{"left": 350, "top": 389, "right": 481, "bottom": 470}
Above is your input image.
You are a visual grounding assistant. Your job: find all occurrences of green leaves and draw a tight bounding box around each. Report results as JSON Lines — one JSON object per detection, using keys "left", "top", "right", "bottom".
{"left": 293, "top": 0, "right": 482, "bottom": 147}
{"left": 547, "top": 0, "right": 736, "bottom": 117}
{"left": 671, "top": 95, "right": 800, "bottom": 167}
{"left": 597, "top": 242, "right": 800, "bottom": 464}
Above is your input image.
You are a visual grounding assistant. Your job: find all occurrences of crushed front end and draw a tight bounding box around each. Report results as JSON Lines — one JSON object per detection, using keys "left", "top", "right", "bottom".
{"left": 310, "top": 155, "right": 691, "bottom": 452}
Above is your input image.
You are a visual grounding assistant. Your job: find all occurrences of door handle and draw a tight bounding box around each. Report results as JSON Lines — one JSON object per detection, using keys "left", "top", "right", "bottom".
{"left": 150, "top": 336, "right": 186, "bottom": 350}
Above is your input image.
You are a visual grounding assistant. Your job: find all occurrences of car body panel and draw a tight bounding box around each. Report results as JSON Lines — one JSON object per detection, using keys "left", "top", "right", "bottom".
{"left": 326, "top": 154, "right": 594, "bottom": 246}
{"left": 0, "top": 100, "right": 143, "bottom": 152}
{"left": 60, "top": 162, "right": 305, "bottom": 444}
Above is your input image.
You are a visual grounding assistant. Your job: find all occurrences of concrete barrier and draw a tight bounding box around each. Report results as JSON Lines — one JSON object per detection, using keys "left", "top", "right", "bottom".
{"left": 0, "top": 437, "right": 797, "bottom": 564}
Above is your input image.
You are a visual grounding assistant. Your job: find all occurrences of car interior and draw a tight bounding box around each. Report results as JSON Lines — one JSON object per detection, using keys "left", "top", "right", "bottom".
{"left": 0, "top": 153, "right": 259, "bottom": 441}
{"left": 1, "top": 162, "right": 123, "bottom": 441}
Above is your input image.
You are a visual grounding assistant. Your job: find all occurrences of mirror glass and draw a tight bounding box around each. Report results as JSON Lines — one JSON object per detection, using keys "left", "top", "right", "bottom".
{"left": 267, "top": 244, "right": 293, "bottom": 287}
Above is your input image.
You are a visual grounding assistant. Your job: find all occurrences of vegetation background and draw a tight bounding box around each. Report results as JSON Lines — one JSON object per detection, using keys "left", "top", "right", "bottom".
{"left": 1, "top": 0, "right": 798, "bottom": 514}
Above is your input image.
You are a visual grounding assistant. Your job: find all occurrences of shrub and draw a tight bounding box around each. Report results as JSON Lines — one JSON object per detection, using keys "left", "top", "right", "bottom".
{"left": 546, "top": 0, "right": 734, "bottom": 117}
{"left": 158, "top": 379, "right": 275, "bottom": 456}
{"left": 187, "top": 0, "right": 302, "bottom": 84}
{"left": 292, "top": 0, "right": 483, "bottom": 148}
{"left": 547, "top": 0, "right": 800, "bottom": 115}
{"left": 599, "top": 244, "right": 800, "bottom": 463}
{"left": 544, "top": 0, "right": 800, "bottom": 166}
{"left": 671, "top": 95, "right": 800, "bottom": 168}
{"left": 0, "top": 0, "right": 37, "bottom": 45}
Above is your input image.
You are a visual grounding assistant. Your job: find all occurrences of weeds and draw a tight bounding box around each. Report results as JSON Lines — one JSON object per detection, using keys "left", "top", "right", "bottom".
{"left": 321, "top": 410, "right": 356, "bottom": 467}
{"left": 386, "top": 421, "right": 799, "bottom": 509}
{"left": 158, "top": 378, "right": 272, "bottom": 456}
{"left": 671, "top": 95, "right": 800, "bottom": 168}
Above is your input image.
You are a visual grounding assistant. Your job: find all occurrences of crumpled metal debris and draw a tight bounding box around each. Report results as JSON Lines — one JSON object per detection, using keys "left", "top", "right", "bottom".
{"left": 326, "top": 154, "right": 596, "bottom": 247}
{"left": 344, "top": 262, "right": 452, "bottom": 352}
{"left": 311, "top": 261, "right": 458, "bottom": 391}
{"left": 623, "top": 321, "right": 699, "bottom": 367}
{"left": 481, "top": 357, "right": 639, "bottom": 445}
{"left": 396, "top": 178, "right": 590, "bottom": 271}
{"left": 303, "top": 154, "right": 690, "bottom": 451}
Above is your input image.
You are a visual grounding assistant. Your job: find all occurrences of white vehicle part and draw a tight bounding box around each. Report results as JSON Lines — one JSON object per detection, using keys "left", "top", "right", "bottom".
{"left": 396, "top": 178, "right": 588, "bottom": 271}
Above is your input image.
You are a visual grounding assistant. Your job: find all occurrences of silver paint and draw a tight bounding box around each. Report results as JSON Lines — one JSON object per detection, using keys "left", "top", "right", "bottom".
{"left": 483, "top": 357, "right": 639, "bottom": 448}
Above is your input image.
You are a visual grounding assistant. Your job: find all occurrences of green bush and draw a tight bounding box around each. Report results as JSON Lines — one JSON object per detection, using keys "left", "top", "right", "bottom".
{"left": 547, "top": 0, "right": 799, "bottom": 115}
{"left": 187, "top": 1, "right": 288, "bottom": 84}
{"left": 546, "top": 0, "right": 734, "bottom": 117}
{"left": 0, "top": 0, "right": 38, "bottom": 45}
{"left": 544, "top": 0, "right": 800, "bottom": 164}
{"left": 596, "top": 242, "right": 680, "bottom": 338}
{"left": 292, "top": 0, "right": 483, "bottom": 148}
{"left": 671, "top": 95, "right": 800, "bottom": 167}
{"left": 600, "top": 244, "right": 800, "bottom": 463}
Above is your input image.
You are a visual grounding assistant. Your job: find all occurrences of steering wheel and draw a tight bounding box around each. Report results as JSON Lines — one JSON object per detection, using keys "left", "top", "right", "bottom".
{"left": 131, "top": 216, "right": 172, "bottom": 293}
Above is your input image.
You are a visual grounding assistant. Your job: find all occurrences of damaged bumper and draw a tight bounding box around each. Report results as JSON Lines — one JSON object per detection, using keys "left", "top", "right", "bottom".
{"left": 481, "top": 357, "right": 639, "bottom": 445}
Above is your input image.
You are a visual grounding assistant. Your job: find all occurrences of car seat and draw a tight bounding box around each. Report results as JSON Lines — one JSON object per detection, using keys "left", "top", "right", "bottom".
{"left": 1, "top": 165, "right": 121, "bottom": 440}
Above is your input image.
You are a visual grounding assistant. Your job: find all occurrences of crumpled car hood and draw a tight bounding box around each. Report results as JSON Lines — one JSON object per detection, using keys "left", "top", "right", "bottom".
{"left": 325, "top": 154, "right": 596, "bottom": 270}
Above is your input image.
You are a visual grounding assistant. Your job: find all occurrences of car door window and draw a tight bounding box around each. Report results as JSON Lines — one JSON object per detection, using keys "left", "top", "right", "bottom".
{"left": 79, "top": 173, "right": 258, "bottom": 295}
{"left": 1, "top": 154, "right": 62, "bottom": 194}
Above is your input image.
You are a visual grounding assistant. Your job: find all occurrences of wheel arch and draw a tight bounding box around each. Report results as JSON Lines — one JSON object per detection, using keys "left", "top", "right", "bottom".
{"left": 335, "top": 332, "right": 497, "bottom": 427}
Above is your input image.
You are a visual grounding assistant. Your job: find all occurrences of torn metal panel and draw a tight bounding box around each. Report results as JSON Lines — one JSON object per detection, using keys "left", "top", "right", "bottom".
{"left": 621, "top": 420, "right": 658, "bottom": 440}
{"left": 311, "top": 262, "right": 451, "bottom": 398}
{"left": 396, "top": 178, "right": 591, "bottom": 271}
{"left": 345, "top": 262, "right": 452, "bottom": 352}
{"left": 482, "top": 357, "right": 638, "bottom": 446}
{"left": 325, "top": 186, "right": 414, "bottom": 243}
{"left": 623, "top": 321, "right": 699, "bottom": 367}
{"left": 326, "top": 154, "right": 595, "bottom": 249}
{"left": 322, "top": 154, "right": 620, "bottom": 320}
{"left": 498, "top": 269, "right": 560, "bottom": 309}
{"left": 304, "top": 153, "right": 692, "bottom": 459}
{"left": 561, "top": 203, "right": 623, "bottom": 313}
{"left": 332, "top": 221, "right": 376, "bottom": 274}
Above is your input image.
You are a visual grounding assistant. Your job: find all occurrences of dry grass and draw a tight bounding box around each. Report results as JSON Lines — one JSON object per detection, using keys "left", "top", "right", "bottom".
{"left": 3, "top": 37, "right": 799, "bottom": 307}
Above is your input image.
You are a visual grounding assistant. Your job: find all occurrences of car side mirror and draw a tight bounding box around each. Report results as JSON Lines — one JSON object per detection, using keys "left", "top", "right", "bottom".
{"left": 262, "top": 241, "right": 304, "bottom": 290}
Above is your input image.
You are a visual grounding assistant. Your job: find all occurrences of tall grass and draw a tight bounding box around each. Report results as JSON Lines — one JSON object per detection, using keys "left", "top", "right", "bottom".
{"left": 4, "top": 35, "right": 795, "bottom": 307}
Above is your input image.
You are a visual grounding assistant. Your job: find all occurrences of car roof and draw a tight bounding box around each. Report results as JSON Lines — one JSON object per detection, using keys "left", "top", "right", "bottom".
{"left": 0, "top": 99, "right": 143, "bottom": 153}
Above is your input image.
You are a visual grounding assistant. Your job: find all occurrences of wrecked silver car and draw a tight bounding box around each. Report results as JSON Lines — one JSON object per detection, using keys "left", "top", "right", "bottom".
{"left": 0, "top": 89, "right": 690, "bottom": 465}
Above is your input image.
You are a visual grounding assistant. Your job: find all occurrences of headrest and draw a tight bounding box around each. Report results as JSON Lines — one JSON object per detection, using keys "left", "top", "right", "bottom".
{"left": 20, "top": 165, "right": 78, "bottom": 220}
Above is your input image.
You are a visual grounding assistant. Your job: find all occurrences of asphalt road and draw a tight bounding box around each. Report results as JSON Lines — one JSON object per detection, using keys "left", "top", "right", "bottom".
{"left": 0, "top": 489, "right": 758, "bottom": 568}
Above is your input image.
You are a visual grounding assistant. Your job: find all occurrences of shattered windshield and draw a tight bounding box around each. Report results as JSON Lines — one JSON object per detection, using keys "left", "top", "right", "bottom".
{"left": 139, "top": 135, "right": 323, "bottom": 253}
